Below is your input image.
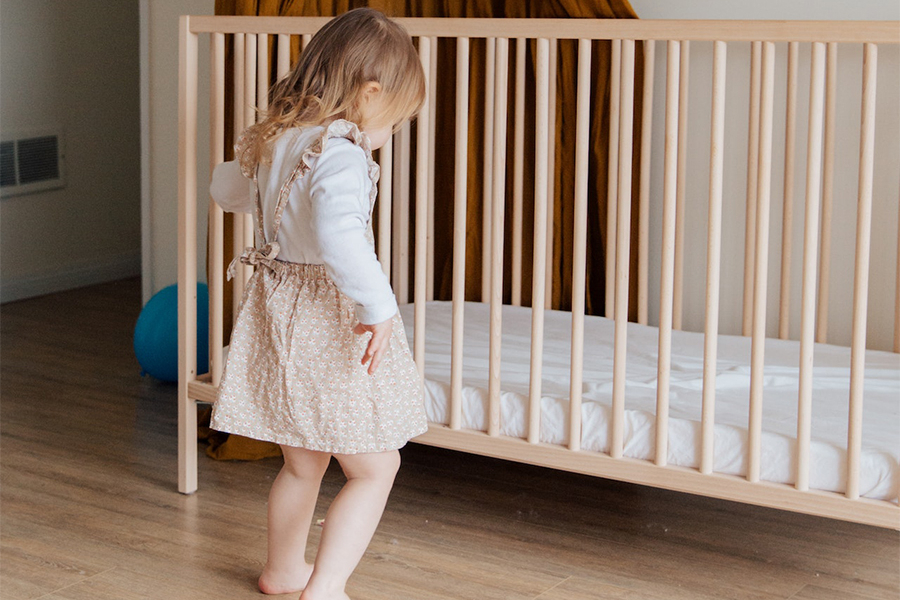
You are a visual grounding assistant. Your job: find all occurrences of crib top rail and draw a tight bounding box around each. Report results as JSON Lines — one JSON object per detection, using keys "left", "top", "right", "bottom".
{"left": 186, "top": 16, "right": 899, "bottom": 44}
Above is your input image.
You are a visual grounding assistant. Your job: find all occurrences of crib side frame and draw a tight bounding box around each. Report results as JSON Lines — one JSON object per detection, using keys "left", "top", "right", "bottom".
{"left": 177, "top": 16, "right": 900, "bottom": 530}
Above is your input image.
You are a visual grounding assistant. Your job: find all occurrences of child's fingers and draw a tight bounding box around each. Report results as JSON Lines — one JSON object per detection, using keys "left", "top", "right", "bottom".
{"left": 366, "top": 329, "right": 391, "bottom": 375}
{"left": 368, "top": 342, "right": 387, "bottom": 375}
{"left": 353, "top": 322, "right": 367, "bottom": 335}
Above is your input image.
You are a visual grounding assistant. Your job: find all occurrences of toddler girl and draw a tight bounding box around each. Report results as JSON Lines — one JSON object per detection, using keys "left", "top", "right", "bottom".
{"left": 209, "top": 8, "right": 428, "bottom": 600}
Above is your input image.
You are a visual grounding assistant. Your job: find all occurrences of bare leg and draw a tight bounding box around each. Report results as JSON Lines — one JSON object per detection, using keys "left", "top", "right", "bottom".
{"left": 258, "top": 445, "right": 331, "bottom": 595}
{"left": 300, "top": 450, "right": 401, "bottom": 600}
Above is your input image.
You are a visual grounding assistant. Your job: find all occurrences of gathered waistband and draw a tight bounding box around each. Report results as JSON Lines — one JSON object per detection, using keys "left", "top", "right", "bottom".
{"left": 265, "top": 260, "right": 329, "bottom": 280}
{"left": 228, "top": 242, "right": 332, "bottom": 283}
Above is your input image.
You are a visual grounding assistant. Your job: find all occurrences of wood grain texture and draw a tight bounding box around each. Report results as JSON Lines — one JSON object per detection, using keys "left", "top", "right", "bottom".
{"left": 187, "top": 17, "right": 900, "bottom": 43}
{"left": 2, "top": 279, "right": 898, "bottom": 600}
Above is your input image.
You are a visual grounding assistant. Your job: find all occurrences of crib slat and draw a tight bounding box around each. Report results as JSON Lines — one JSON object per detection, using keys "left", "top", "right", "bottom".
{"left": 232, "top": 33, "right": 247, "bottom": 316}
{"left": 701, "top": 40, "right": 726, "bottom": 475}
{"left": 545, "top": 38, "right": 557, "bottom": 309}
{"left": 744, "top": 41, "right": 762, "bottom": 338}
{"left": 612, "top": 39, "right": 636, "bottom": 460}
{"left": 530, "top": 37, "right": 551, "bottom": 444}
{"left": 797, "top": 42, "right": 827, "bottom": 492}
{"left": 656, "top": 40, "right": 680, "bottom": 467}
{"left": 512, "top": 38, "right": 527, "bottom": 307}
{"left": 817, "top": 43, "right": 837, "bottom": 344}
{"left": 673, "top": 40, "right": 690, "bottom": 332}
{"left": 245, "top": 34, "right": 257, "bottom": 127}
{"left": 209, "top": 32, "right": 225, "bottom": 388}
{"left": 277, "top": 34, "right": 290, "bottom": 78}
{"left": 242, "top": 34, "right": 257, "bottom": 280}
{"left": 489, "top": 38, "right": 510, "bottom": 438}
{"left": 393, "top": 124, "right": 411, "bottom": 303}
{"left": 569, "top": 38, "right": 592, "bottom": 452}
{"left": 177, "top": 17, "right": 199, "bottom": 494}
{"left": 778, "top": 41, "right": 799, "bottom": 341}
{"left": 301, "top": 33, "right": 311, "bottom": 49}
{"left": 748, "top": 41, "right": 776, "bottom": 484}
{"left": 414, "top": 37, "right": 431, "bottom": 378}
{"left": 257, "top": 34, "right": 268, "bottom": 112}
{"left": 450, "top": 38, "right": 470, "bottom": 431}
{"left": 482, "top": 37, "right": 496, "bottom": 303}
{"left": 638, "top": 40, "right": 655, "bottom": 326}
{"left": 848, "top": 43, "right": 877, "bottom": 501}
{"left": 378, "top": 137, "right": 393, "bottom": 277}
{"left": 605, "top": 39, "right": 621, "bottom": 319}
{"left": 427, "top": 37, "right": 437, "bottom": 302}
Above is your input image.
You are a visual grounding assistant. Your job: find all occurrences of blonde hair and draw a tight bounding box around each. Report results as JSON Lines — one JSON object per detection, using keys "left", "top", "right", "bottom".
{"left": 238, "top": 8, "right": 425, "bottom": 169}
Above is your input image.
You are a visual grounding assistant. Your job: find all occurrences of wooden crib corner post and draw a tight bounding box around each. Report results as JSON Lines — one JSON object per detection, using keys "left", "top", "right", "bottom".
{"left": 177, "top": 15, "right": 199, "bottom": 495}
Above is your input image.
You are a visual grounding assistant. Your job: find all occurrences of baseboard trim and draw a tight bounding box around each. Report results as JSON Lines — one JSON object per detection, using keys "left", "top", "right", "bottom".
{"left": 1, "top": 254, "right": 141, "bottom": 304}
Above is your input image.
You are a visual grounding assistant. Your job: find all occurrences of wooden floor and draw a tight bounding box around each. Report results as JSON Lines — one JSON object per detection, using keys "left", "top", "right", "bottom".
{"left": 1, "top": 278, "right": 898, "bottom": 600}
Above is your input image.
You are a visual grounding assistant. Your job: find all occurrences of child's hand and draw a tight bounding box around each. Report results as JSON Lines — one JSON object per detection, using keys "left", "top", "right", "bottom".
{"left": 352, "top": 317, "right": 394, "bottom": 375}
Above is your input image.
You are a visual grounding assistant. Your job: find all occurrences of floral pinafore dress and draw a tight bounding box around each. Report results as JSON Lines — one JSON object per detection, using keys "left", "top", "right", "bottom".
{"left": 211, "top": 122, "right": 428, "bottom": 454}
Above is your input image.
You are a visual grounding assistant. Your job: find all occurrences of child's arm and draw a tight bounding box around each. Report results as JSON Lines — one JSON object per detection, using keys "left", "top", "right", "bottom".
{"left": 309, "top": 140, "right": 397, "bottom": 326}
{"left": 209, "top": 160, "right": 254, "bottom": 214}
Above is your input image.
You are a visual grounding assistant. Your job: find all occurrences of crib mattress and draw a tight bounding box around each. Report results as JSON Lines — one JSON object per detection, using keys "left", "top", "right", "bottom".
{"left": 399, "top": 301, "right": 900, "bottom": 501}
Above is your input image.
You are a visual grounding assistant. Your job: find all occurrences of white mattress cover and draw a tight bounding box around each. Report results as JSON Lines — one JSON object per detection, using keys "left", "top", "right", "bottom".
{"left": 399, "top": 301, "right": 900, "bottom": 501}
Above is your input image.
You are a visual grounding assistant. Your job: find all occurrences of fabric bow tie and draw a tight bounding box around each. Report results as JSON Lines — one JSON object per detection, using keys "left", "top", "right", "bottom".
{"left": 226, "top": 242, "right": 281, "bottom": 281}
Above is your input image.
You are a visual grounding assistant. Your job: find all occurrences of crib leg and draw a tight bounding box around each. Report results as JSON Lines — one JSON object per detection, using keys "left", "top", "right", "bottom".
{"left": 179, "top": 396, "right": 198, "bottom": 494}
{"left": 178, "top": 16, "right": 199, "bottom": 495}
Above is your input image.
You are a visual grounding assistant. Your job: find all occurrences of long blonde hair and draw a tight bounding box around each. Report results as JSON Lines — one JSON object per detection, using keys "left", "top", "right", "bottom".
{"left": 238, "top": 8, "right": 425, "bottom": 169}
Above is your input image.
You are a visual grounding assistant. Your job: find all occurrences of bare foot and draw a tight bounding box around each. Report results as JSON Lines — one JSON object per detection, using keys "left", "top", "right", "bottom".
{"left": 258, "top": 563, "right": 314, "bottom": 595}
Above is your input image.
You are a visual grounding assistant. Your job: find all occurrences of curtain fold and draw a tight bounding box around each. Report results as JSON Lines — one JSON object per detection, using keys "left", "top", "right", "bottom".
{"left": 208, "top": 1, "right": 643, "bottom": 459}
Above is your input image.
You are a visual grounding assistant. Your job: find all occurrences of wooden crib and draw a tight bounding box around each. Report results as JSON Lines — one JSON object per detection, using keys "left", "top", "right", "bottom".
{"left": 176, "top": 16, "right": 900, "bottom": 530}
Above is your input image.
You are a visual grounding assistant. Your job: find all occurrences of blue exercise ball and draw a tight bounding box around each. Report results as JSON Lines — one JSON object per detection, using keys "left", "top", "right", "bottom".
{"left": 134, "top": 283, "right": 209, "bottom": 382}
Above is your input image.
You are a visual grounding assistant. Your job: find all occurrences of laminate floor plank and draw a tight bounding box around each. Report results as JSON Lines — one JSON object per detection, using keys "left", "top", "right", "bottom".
{"left": 2, "top": 278, "right": 897, "bottom": 600}
{"left": 788, "top": 583, "right": 886, "bottom": 600}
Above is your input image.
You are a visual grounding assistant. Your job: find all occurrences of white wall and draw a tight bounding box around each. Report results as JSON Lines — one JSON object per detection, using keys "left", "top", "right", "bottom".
{"left": 629, "top": 0, "right": 899, "bottom": 351}
{"left": 142, "top": 0, "right": 213, "bottom": 303}
{"left": 0, "top": 0, "right": 141, "bottom": 303}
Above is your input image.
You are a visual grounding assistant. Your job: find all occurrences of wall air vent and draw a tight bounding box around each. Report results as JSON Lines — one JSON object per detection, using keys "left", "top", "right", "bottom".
{"left": 0, "top": 132, "right": 66, "bottom": 198}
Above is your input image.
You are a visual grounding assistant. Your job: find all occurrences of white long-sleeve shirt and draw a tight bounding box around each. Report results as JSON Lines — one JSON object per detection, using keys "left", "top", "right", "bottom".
{"left": 210, "top": 124, "right": 398, "bottom": 325}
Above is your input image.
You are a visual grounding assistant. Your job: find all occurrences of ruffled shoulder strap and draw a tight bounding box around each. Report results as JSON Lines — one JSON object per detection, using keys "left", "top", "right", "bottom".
{"left": 226, "top": 120, "right": 380, "bottom": 281}
{"left": 270, "top": 120, "right": 380, "bottom": 240}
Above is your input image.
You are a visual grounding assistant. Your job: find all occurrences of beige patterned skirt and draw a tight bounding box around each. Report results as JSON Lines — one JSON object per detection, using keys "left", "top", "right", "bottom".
{"left": 211, "top": 262, "right": 427, "bottom": 454}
